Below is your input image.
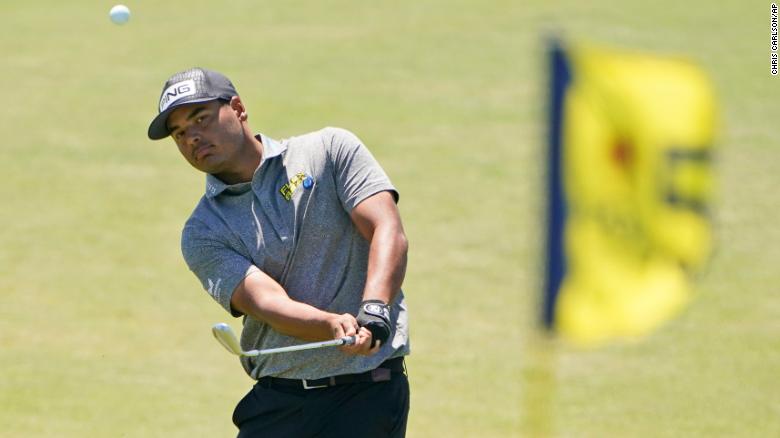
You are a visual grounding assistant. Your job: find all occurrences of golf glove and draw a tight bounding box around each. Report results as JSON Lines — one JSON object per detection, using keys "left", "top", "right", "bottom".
{"left": 356, "top": 300, "right": 391, "bottom": 348}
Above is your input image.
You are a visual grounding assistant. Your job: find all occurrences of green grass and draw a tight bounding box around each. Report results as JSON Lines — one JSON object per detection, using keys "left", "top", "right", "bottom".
{"left": 1, "top": 0, "right": 778, "bottom": 436}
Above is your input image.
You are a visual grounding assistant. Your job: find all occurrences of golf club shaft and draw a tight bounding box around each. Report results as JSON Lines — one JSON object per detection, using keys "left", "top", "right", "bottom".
{"left": 246, "top": 336, "right": 356, "bottom": 356}
{"left": 212, "top": 322, "right": 356, "bottom": 357}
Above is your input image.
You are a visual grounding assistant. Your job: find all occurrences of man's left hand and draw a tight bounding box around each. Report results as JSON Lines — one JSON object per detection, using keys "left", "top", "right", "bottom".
{"left": 356, "top": 300, "right": 392, "bottom": 348}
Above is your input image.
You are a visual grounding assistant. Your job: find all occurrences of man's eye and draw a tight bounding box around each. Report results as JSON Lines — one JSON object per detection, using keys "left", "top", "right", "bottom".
{"left": 196, "top": 116, "right": 205, "bottom": 124}
{"left": 174, "top": 131, "right": 183, "bottom": 140}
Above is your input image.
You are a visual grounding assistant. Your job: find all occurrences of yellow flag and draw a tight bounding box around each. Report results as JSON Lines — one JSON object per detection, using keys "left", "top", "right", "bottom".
{"left": 543, "top": 41, "right": 717, "bottom": 347}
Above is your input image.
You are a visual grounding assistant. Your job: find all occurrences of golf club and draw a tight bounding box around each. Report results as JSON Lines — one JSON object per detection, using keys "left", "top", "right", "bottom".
{"left": 211, "top": 323, "right": 356, "bottom": 357}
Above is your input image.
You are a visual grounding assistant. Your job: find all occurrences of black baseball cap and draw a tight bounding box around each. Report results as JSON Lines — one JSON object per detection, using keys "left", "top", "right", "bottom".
{"left": 147, "top": 67, "right": 238, "bottom": 140}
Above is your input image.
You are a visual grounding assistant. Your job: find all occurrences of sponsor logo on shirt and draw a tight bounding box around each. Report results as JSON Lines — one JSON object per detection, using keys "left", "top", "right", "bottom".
{"left": 207, "top": 277, "right": 223, "bottom": 302}
{"left": 279, "top": 172, "right": 313, "bottom": 201}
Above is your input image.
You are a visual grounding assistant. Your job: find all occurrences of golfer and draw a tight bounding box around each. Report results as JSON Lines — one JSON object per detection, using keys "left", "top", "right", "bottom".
{"left": 148, "top": 67, "right": 410, "bottom": 437}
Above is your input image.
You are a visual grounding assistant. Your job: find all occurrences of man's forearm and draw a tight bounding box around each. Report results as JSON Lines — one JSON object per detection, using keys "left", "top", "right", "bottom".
{"left": 230, "top": 272, "right": 348, "bottom": 342}
{"left": 361, "top": 222, "right": 408, "bottom": 304}
{"left": 250, "top": 293, "right": 339, "bottom": 341}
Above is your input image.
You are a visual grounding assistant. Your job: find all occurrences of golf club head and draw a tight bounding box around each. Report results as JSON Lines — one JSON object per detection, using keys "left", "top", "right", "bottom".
{"left": 212, "top": 323, "right": 244, "bottom": 356}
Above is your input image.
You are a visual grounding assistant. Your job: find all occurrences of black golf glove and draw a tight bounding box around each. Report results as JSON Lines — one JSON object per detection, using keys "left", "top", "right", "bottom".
{"left": 356, "top": 300, "right": 392, "bottom": 348}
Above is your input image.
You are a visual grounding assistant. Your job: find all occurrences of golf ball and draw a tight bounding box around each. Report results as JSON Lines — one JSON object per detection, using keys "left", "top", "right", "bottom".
{"left": 109, "top": 5, "right": 131, "bottom": 25}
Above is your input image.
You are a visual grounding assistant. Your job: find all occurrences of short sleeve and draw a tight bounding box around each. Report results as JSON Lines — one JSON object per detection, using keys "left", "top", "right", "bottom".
{"left": 181, "top": 219, "right": 260, "bottom": 316}
{"left": 324, "top": 127, "right": 399, "bottom": 212}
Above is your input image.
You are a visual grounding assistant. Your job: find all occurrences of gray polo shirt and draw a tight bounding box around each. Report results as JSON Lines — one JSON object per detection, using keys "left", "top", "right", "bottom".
{"left": 181, "top": 127, "right": 410, "bottom": 379}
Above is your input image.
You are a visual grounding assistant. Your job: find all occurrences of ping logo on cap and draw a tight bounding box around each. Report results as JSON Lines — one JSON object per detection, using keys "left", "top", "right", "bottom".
{"left": 159, "top": 79, "right": 196, "bottom": 112}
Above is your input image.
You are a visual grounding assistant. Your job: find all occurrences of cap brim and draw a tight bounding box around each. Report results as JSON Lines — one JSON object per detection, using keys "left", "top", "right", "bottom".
{"left": 147, "top": 97, "right": 221, "bottom": 140}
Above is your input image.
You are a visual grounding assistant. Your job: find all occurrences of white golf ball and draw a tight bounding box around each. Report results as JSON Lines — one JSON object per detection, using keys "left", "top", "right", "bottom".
{"left": 109, "top": 5, "right": 131, "bottom": 25}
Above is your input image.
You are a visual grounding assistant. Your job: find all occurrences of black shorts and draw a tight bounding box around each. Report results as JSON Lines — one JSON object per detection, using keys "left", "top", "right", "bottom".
{"left": 233, "top": 361, "right": 410, "bottom": 438}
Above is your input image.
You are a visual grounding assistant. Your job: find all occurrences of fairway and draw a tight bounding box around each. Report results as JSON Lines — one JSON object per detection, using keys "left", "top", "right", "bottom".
{"left": 1, "top": 1, "right": 778, "bottom": 437}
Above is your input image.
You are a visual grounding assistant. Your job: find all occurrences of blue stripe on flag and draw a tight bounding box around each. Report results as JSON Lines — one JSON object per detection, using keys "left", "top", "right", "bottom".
{"left": 543, "top": 41, "right": 571, "bottom": 329}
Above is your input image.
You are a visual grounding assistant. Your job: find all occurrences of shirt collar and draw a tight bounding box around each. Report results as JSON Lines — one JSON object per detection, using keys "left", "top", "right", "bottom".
{"left": 204, "top": 133, "right": 287, "bottom": 199}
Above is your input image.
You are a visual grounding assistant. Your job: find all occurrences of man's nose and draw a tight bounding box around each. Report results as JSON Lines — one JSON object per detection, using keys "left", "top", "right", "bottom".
{"left": 185, "top": 130, "right": 202, "bottom": 146}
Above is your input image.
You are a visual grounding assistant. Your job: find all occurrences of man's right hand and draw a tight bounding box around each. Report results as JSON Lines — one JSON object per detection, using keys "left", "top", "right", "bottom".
{"left": 329, "top": 314, "right": 381, "bottom": 356}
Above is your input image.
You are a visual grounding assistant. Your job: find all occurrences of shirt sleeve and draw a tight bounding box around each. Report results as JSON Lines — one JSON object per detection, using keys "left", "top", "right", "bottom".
{"left": 181, "top": 219, "right": 260, "bottom": 316}
{"left": 324, "top": 127, "right": 399, "bottom": 212}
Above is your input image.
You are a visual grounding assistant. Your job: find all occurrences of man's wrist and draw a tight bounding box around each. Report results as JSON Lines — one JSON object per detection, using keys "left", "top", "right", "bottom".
{"left": 292, "top": 309, "right": 348, "bottom": 342}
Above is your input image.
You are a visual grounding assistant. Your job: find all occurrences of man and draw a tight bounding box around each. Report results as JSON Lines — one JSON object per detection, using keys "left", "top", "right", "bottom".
{"left": 147, "top": 67, "right": 411, "bottom": 437}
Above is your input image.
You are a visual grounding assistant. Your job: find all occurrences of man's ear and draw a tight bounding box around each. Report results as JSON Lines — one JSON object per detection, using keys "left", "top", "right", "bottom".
{"left": 229, "top": 96, "right": 248, "bottom": 121}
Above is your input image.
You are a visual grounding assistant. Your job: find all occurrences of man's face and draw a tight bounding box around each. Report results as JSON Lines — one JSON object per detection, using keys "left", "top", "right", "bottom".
{"left": 166, "top": 100, "right": 245, "bottom": 174}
